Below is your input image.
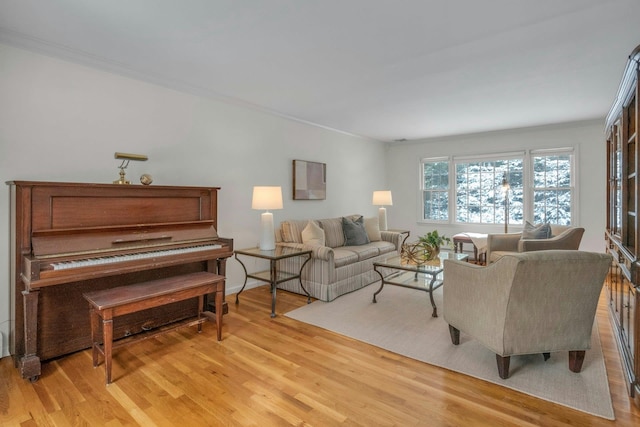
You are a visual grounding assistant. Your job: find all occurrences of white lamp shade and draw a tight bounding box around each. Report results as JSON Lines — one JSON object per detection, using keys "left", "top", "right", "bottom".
{"left": 372, "top": 190, "right": 393, "bottom": 206}
{"left": 252, "top": 186, "right": 283, "bottom": 210}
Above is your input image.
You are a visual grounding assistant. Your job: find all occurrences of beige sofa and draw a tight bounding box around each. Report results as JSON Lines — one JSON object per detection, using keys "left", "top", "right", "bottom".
{"left": 275, "top": 215, "right": 404, "bottom": 301}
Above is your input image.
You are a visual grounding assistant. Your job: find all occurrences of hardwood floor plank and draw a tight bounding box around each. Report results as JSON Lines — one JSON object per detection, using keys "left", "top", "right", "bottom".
{"left": 1, "top": 284, "right": 640, "bottom": 426}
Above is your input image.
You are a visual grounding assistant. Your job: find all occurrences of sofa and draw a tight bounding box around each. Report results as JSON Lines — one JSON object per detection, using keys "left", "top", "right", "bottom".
{"left": 275, "top": 215, "right": 404, "bottom": 301}
{"left": 485, "top": 224, "right": 584, "bottom": 264}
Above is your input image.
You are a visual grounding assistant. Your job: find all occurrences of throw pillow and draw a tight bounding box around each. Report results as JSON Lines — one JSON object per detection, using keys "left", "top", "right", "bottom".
{"left": 280, "top": 219, "right": 307, "bottom": 243}
{"left": 301, "top": 220, "right": 325, "bottom": 246}
{"left": 522, "top": 221, "right": 551, "bottom": 239}
{"left": 342, "top": 216, "right": 370, "bottom": 246}
{"left": 319, "top": 218, "right": 345, "bottom": 247}
{"left": 364, "top": 217, "right": 382, "bottom": 241}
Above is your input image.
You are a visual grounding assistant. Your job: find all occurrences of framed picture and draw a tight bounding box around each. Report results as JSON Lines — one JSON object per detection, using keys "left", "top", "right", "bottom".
{"left": 293, "top": 160, "right": 326, "bottom": 200}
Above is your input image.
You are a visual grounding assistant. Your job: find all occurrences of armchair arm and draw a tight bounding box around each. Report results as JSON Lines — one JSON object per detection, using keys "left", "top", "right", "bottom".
{"left": 518, "top": 227, "right": 584, "bottom": 252}
{"left": 485, "top": 233, "right": 521, "bottom": 263}
{"left": 443, "top": 257, "right": 518, "bottom": 354}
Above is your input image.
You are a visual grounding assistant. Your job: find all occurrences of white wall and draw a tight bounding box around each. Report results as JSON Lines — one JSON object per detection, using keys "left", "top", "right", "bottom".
{"left": 384, "top": 120, "right": 606, "bottom": 253}
{"left": 0, "top": 44, "right": 389, "bottom": 357}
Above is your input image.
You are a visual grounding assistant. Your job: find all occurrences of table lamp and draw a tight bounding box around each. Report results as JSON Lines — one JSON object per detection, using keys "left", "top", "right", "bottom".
{"left": 372, "top": 190, "right": 393, "bottom": 231}
{"left": 252, "top": 186, "right": 283, "bottom": 250}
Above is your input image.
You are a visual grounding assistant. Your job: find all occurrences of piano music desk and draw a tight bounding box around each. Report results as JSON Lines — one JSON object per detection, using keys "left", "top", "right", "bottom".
{"left": 83, "top": 271, "right": 225, "bottom": 385}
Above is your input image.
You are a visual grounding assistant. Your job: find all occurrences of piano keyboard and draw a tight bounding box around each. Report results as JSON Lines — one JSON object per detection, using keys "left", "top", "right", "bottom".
{"left": 52, "top": 244, "right": 223, "bottom": 271}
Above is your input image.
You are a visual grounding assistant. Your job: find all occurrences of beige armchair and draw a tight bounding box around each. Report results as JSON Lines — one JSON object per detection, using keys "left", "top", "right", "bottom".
{"left": 485, "top": 225, "right": 584, "bottom": 264}
{"left": 442, "top": 250, "right": 612, "bottom": 379}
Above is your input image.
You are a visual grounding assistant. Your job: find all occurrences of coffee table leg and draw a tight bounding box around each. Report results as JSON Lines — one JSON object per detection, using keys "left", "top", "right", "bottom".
{"left": 428, "top": 275, "right": 438, "bottom": 317}
{"left": 372, "top": 266, "right": 384, "bottom": 303}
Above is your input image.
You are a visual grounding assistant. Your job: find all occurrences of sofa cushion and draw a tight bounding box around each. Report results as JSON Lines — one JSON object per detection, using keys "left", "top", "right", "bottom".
{"left": 364, "top": 217, "right": 382, "bottom": 241}
{"left": 332, "top": 248, "right": 359, "bottom": 267}
{"left": 342, "top": 216, "right": 370, "bottom": 246}
{"left": 301, "top": 220, "right": 325, "bottom": 246}
{"left": 522, "top": 221, "right": 551, "bottom": 239}
{"left": 319, "top": 217, "right": 345, "bottom": 248}
{"left": 368, "top": 240, "right": 396, "bottom": 255}
{"left": 343, "top": 244, "right": 379, "bottom": 261}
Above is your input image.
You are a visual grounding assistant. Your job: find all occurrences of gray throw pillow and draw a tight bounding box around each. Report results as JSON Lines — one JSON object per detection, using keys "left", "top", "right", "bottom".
{"left": 522, "top": 221, "right": 551, "bottom": 239}
{"left": 342, "top": 216, "right": 370, "bottom": 246}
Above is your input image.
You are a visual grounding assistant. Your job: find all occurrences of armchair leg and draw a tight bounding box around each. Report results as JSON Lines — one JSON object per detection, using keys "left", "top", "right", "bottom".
{"left": 542, "top": 352, "right": 550, "bottom": 361}
{"left": 568, "top": 350, "right": 586, "bottom": 373}
{"left": 448, "top": 325, "right": 460, "bottom": 345}
{"left": 496, "top": 355, "right": 510, "bottom": 379}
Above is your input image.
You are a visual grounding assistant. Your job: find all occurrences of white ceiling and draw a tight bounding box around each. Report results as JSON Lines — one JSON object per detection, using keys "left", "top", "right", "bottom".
{"left": 2, "top": 0, "right": 640, "bottom": 142}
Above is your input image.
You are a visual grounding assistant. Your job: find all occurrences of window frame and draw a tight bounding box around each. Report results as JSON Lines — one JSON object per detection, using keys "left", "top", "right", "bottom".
{"left": 419, "top": 156, "right": 451, "bottom": 224}
{"left": 453, "top": 152, "right": 525, "bottom": 226}
{"left": 529, "top": 147, "right": 577, "bottom": 226}
{"left": 418, "top": 147, "right": 578, "bottom": 227}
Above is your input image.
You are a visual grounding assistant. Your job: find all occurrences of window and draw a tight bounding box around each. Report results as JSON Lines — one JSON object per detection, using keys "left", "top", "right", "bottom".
{"left": 531, "top": 149, "right": 574, "bottom": 225}
{"left": 455, "top": 156, "right": 523, "bottom": 225}
{"left": 419, "top": 148, "right": 575, "bottom": 226}
{"left": 421, "top": 158, "right": 449, "bottom": 221}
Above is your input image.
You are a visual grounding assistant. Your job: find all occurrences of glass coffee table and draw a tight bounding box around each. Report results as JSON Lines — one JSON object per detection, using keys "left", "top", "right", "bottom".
{"left": 372, "top": 251, "right": 469, "bottom": 317}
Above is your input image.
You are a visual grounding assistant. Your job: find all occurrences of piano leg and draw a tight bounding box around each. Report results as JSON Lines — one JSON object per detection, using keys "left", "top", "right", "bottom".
{"left": 20, "top": 289, "right": 42, "bottom": 382}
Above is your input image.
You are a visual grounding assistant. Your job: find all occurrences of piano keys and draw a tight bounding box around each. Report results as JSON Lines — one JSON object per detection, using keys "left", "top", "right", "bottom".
{"left": 7, "top": 181, "right": 233, "bottom": 381}
{"left": 51, "top": 243, "right": 223, "bottom": 270}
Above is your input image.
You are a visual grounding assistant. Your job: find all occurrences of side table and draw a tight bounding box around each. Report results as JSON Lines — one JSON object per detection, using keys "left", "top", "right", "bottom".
{"left": 234, "top": 246, "right": 312, "bottom": 317}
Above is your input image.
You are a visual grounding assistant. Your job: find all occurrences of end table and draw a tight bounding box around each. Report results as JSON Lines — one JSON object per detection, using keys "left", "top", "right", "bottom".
{"left": 234, "top": 246, "right": 312, "bottom": 317}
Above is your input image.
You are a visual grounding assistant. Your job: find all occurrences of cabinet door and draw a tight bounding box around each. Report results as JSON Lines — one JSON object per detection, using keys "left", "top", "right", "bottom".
{"left": 624, "top": 96, "right": 637, "bottom": 254}
{"left": 630, "top": 285, "right": 637, "bottom": 378}
{"left": 610, "top": 123, "right": 623, "bottom": 236}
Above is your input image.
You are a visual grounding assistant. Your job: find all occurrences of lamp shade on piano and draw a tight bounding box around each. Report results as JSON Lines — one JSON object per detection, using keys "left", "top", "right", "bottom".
{"left": 372, "top": 190, "right": 393, "bottom": 231}
{"left": 252, "top": 186, "right": 283, "bottom": 250}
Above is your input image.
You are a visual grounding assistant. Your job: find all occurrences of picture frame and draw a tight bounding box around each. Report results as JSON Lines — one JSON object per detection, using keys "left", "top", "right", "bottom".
{"left": 293, "top": 159, "right": 326, "bottom": 200}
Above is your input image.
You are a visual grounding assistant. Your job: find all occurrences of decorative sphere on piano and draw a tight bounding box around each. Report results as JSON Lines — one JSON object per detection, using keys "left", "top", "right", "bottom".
{"left": 140, "top": 173, "right": 153, "bottom": 185}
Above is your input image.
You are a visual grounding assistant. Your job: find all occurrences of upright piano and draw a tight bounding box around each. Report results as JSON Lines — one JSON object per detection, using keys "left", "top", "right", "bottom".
{"left": 7, "top": 181, "right": 233, "bottom": 381}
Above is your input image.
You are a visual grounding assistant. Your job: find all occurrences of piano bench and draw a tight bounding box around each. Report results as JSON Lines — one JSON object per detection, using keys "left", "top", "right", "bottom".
{"left": 83, "top": 271, "right": 225, "bottom": 385}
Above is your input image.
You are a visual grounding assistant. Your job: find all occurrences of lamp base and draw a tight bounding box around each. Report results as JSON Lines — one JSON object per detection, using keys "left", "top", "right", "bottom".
{"left": 378, "top": 207, "right": 388, "bottom": 231}
{"left": 259, "top": 211, "right": 276, "bottom": 250}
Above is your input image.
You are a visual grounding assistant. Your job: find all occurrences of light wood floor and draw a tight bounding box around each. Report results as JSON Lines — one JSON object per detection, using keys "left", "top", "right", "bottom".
{"left": 1, "top": 285, "right": 639, "bottom": 426}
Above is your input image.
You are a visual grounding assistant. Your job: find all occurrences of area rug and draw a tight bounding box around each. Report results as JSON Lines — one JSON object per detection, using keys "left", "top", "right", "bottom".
{"left": 286, "top": 284, "right": 615, "bottom": 420}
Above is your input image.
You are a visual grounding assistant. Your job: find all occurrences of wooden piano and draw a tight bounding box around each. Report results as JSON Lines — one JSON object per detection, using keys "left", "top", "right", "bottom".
{"left": 7, "top": 181, "right": 233, "bottom": 381}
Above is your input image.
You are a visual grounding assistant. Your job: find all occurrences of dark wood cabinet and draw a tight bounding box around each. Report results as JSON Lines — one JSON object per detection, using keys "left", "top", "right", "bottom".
{"left": 605, "top": 44, "right": 640, "bottom": 406}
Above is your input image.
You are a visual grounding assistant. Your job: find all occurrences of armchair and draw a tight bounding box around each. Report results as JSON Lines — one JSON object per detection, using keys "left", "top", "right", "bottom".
{"left": 485, "top": 225, "right": 584, "bottom": 264}
{"left": 443, "top": 250, "right": 612, "bottom": 379}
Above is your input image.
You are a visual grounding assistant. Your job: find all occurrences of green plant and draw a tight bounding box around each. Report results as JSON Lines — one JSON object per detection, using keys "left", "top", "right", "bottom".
{"left": 418, "top": 230, "right": 451, "bottom": 249}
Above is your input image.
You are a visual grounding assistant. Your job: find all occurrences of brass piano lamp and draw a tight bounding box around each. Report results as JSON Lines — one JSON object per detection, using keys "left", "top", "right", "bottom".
{"left": 113, "top": 152, "right": 148, "bottom": 185}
